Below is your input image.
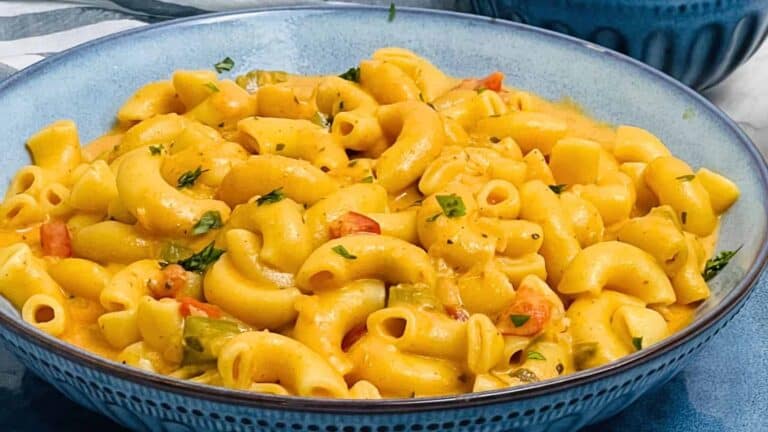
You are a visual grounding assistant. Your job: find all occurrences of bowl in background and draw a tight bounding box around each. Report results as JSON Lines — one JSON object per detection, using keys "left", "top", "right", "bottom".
{"left": 469, "top": 0, "right": 768, "bottom": 89}
{"left": 0, "top": 5, "right": 766, "bottom": 431}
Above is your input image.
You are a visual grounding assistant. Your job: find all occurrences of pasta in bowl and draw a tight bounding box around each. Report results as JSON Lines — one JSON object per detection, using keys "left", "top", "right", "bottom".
{"left": 0, "top": 47, "right": 743, "bottom": 400}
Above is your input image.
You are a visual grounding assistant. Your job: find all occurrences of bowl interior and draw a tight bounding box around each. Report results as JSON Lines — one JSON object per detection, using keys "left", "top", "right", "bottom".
{"left": 0, "top": 5, "right": 765, "bottom": 397}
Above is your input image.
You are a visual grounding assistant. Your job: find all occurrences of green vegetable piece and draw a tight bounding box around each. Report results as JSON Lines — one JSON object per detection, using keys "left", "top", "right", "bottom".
{"left": 388, "top": 2, "right": 396, "bottom": 22}
{"left": 702, "top": 247, "right": 741, "bottom": 281}
{"left": 332, "top": 245, "right": 357, "bottom": 260}
{"left": 149, "top": 144, "right": 164, "bottom": 155}
{"left": 214, "top": 57, "right": 235, "bottom": 73}
{"left": 632, "top": 336, "right": 643, "bottom": 351}
{"left": 256, "top": 188, "right": 285, "bottom": 206}
{"left": 176, "top": 241, "right": 225, "bottom": 273}
{"left": 204, "top": 82, "right": 219, "bottom": 92}
{"left": 192, "top": 211, "right": 223, "bottom": 235}
{"left": 527, "top": 351, "right": 546, "bottom": 360}
{"left": 387, "top": 283, "right": 440, "bottom": 310}
{"left": 177, "top": 166, "right": 208, "bottom": 188}
{"left": 339, "top": 67, "right": 361, "bottom": 83}
{"left": 509, "top": 314, "right": 530, "bottom": 327}
{"left": 548, "top": 184, "right": 567, "bottom": 194}
{"left": 435, "top": 194, "right": 466, "bottom": 218}
{"left": 181, "top": 316, "right": 249, "bottom": 365}
{"left": 509, "top": 368, "right": 538, "bottom": 383}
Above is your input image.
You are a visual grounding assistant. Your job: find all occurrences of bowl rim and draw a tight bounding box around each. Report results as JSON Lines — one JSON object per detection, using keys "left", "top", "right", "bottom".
{"left": 0, "top": 3, "right": 766, "bottom": 414}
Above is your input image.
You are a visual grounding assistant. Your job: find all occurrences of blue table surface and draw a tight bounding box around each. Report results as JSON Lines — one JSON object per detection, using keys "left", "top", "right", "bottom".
{"left": 0, "top": 280, "right": 765, "bottom": 431}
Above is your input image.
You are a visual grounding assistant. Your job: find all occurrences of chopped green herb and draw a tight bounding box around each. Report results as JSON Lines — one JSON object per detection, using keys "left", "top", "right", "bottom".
{"left": 214, "top": 57, "right": 234, "bottom": 73}
{"left": 311, "top": 111, "right": 331, "bottom": 128}
{"left": 275, "top": 143, "right": 285, "bottom": 151}
{"left": 149, "top": 144, "right": 164, "bottom": 155}
{"left": 361, "top": 175, "right": 374, "bottom": 183}
{"left": 175, "top": 241, "right": 225, "bottom": 273}
{"left": 702, "top": 247, "right": 741, "bottom": 281}
{"left": 256, "top": 188, "right": 285, "bottom": 206}
{"left": 632, "top": 336, "right": 643, "bottom": 351}
{"left": 549, "top": 184, "right": 567, "bottom": 194}
{"left": 681, "top": 211, "right": 688, "bottom": 224}
{"left": 177, "top": 166, "right": 208, "bottom": 188}
{"left": 527, "top": 351, "right": 546, "bottom": 361}
{"left": 347, "top": 160, "right": 358, "bottom": 167}
{"left": 435, "top": 194, "right": 466, "bottom": 218}
{"left": 509, "top": 368, "right": 538, "bottom": 383}
{"left": 388, "top": 2, "right": 396, "bottom": 22}
{"left": 192, "top": 211, "right": 223, "bottom": 235}
{"left": 332, "top": 245, "right": 357, "bottom": 260}
{"left": 339, "top": 67, "right": 360, "bottom": 83}
{"left": 676, "top": 174, "right": 695, "bottom": 182}
{"left": 204, "top": 82, "right": 220, "bottom": 92}
{"left": 425, "top": 212, "right": 441, "bottom": 222}
{"left": 509, "top": 314, "right": 530, "bottom": 327}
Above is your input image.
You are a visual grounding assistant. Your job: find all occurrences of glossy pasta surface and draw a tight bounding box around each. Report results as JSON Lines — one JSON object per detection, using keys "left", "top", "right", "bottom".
{"left": 0, "top": 48, "right": 741, "bottom": 399}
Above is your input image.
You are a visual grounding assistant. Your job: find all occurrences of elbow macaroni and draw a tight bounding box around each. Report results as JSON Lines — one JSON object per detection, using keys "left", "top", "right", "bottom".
{"left": 0, "top": 48, "right": 739, "bottom": 399}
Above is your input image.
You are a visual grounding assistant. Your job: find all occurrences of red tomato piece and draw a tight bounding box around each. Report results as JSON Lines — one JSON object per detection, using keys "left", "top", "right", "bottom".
{"left": 480, "top": 71, "right": 505, "bottom": 92}
{"left": 40, "top": 220, "right": 71, "bottom": 258}
{"left": 148, "top": 264, "right": 187, "bottom": 299}
{"left": 179, "top": 297, "right": 222, "bottom": 319}
{"left": 329, "top": 211, "right": 381, "bottom": 238}
{"left": 496, "top": 290, "right": 551, "bottom": 336}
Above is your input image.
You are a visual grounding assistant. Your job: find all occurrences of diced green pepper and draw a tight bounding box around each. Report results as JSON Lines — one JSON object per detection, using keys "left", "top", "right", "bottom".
{"left": 181, "top": 316, "right": 249, "bottom": 365}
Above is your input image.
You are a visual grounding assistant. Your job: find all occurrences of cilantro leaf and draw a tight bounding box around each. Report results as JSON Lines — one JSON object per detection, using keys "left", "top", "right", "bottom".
{"left": 177, "top": 166, "right": 208, "bottom": 188}
{"left": 192, "top": 211, "right": 223, "bottom": 235}
{"left": 361, "top": 175, "right": 374, "bottom": 183}
{"left": 256, "top": 188, "right": 285, "bottom": 206}
{"left": 632, "top": 336, "right": 643, "bottom": 351}
{"left": 509, "top": 314, "right": 530, "bottom": 327}
{"left": 388, "top": 2, "right": 396, "bottom": 22}
{"left": 435, "top": 194, "right": 466, "bottom": 218}
{"left": 527, "top": 351, "right": 546, "bottom": 361}
{"left": 702, "top": 247, "right": 741, "bottom": 281}
{"left": 214, "top": 57, "right": 234, "bottom": 73}
{"left": 175, "top": 241, "right": 224, "bottom": 273}
{"left": 549, "top": 184, "right": 567, "bottom": 194}
{"left": 204, "top": 82, "right": 220, "bottom": 92}
{"left": 339, "top": 67, "right": 360, "bottom": 83}
{"left": 332, "top": 245, "right": 357, "bottom": 260}
{"left": 149, "top": 144, "right": 164, "bottom": 155}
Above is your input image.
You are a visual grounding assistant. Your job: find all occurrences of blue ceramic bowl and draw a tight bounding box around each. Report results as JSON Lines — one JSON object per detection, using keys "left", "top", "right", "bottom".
{"left": 469, "top": 0, "right": 768, "bottom": 89}
{"left": 0, "top": 5, "right": 766, "bottom": 432}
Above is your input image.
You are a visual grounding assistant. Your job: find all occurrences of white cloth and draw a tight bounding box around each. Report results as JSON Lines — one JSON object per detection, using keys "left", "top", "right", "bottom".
{"left": 0, "top": 0, "right": 469, "bottom": 79}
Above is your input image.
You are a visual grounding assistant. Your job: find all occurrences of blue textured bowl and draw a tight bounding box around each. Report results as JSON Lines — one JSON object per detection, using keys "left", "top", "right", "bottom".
{"left": 0, "top": 5, "right": 766, "bottom": 432}
{"left": 469, "top": 0, "right": 768, "bottom": 89}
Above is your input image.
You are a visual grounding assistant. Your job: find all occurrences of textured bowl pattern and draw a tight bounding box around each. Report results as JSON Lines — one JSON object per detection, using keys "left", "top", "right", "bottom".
{"left": 0, "top": 293, "right": 755, "bottom": 431}
{"left": 0, "top": 5, "right": 766, "bottom": 432}
{"left": 470, "top": 0, "right": 768, "bottom": 89}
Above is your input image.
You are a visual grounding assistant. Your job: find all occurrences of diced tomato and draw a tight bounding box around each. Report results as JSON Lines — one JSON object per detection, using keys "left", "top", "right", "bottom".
{"left": 40, "top": 220, "right": 71, "bottom": 258}
{"left": 445, "top": 304, "right": 470, "bottom": 322}
{"left": 148, "top": 264, "right": 187, "bottom": 299}
{"left": 179, "top": 297, "right": 222, "bottom": 319}
{"left": 496, "top": 288, "right": 551, "bottom": 336}
{"left": 329, "top": 211, "right": 381, "bottom": 238}
{"left": 341, "top": 323, "right": 368, "bottom": 351}
{"left": 455, "top": 71, "right": 505, "bottom": 92}
{"left": 480, "top": 71, "right": 504, "bottom": 92}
